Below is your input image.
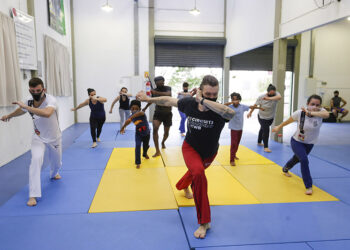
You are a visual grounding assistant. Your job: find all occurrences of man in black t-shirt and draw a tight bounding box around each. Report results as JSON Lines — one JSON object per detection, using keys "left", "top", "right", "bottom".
{"left": 137, "top": 75, "right": 235, "bottom": 239}
{"left": 143, "top": 76, "right": 172, "bottom": 157}
{"left": 331, "top": 90, "right": 348, "bottom": 122}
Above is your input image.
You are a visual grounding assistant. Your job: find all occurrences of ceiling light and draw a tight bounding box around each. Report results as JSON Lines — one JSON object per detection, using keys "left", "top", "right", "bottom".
{"left": 347, "top": 16, "right": 350, "bottom": 21}
{"left": 189, "top": 0, "right": 200, "bottom": 16}
{"left": 101, "top": 0, "right": 113, "bottom": 12}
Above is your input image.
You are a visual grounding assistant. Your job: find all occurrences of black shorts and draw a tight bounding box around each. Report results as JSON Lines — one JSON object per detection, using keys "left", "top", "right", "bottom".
{"left": 153, "top": 112, "right": 173, "bottom": 127}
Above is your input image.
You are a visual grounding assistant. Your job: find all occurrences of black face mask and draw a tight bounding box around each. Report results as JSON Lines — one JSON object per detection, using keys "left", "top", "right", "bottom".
{"left": 184, "top": 89, "right": 188, "bottom": 93}
{"left": 30, "top": 91, "right": 44, "bottom": 102}
{"left": 267, "top": 93, "right": 276, "bottom": 97}
{"left": 204, "top": 97, "right": 217, "bottom": 102}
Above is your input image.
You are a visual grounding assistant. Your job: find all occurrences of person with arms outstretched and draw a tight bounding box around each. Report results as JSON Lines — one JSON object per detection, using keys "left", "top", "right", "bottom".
{"left": 137, "top": 75, "right": 235, "bottom": 239}
{"left": 1, "top": 78, "right": 62, "bottom": 206}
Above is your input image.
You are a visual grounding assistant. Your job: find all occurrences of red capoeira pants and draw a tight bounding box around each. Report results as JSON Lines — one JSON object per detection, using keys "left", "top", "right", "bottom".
{"left": 176, "top": 141, "right": 217, "bottom": 224}
{"left": 230, "top": 129, "right": 243, "bottom": 162}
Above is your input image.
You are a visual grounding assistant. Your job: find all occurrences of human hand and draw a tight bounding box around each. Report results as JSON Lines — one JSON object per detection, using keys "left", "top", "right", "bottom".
{"left": 247, "top": 112, "right": 252, "bottom": 118}
{"left": 120, "top": 128, "right": 125, "bottom": 134}
{"left": 12, "top": 101, "right": 26, "bottom": 109}
{"left": 0, "top": 115, "right": 11, "bottom": 122}
{"left": 136, "top": 91, "right": 150, "bottom": 102}
{"left": 71, "top": 108, "right": 76, "bottom": 111}
{"left": 195, "top": 88, "right": 202, "bottom": 103}
{"left": 272, "top": 126, "right": 280, "bottom": 133}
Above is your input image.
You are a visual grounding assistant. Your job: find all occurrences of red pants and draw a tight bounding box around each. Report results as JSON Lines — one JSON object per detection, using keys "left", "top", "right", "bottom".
{"left": 176, "top": 141, "right": 217, "bottom": 224}
{"left": 230, "top": 130, "right": 243, "bottom": 162}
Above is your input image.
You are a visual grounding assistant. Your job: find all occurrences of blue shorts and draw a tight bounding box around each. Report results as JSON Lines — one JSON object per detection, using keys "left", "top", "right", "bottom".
{"left": 332, "top": 107, "right": 345, "bottom": 113}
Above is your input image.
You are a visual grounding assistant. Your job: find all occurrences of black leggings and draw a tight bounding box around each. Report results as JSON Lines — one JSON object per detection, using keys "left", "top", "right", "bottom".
{"left": 258, "top": 115, "right": 274, "bottom": 148}
{"left": 90, "top": 117, "right": 106, "bottom": 142}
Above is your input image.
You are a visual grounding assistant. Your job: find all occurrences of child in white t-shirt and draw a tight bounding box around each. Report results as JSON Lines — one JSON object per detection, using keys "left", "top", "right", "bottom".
{"left": 272, "top": 94, "right": 329, "bottom": 195}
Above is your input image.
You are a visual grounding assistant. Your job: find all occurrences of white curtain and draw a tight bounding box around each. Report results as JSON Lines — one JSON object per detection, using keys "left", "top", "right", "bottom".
{"left": 0, "top": 12, "right": 22, "bottom": 107}
{"left": 45, "top": 35, "right": 72, "bottom": 96}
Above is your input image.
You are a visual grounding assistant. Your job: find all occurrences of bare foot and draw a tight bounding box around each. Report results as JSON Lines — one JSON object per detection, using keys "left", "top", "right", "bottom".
{"left": 91, "top": 142, "right": 97, "bottom": 148}
{"left": 230, "top": 161, "right": 236, "bottom": 166}
{"left": 184, "top": 187, "right": 193, "bottom": 199}
{"left": 194, "top": 223, "right": 210, "bottom": 239}
{"left": 161, "top": 142, "right": 166, "bottom": 149}
{"left": 152, "top": 151, "right": 161, "bottom": 157}
{"left": 264, "top": 148, "right": 272, "bottom": 153}
{"left": 181, "top": 133, "right": 185, "bottom": 137}
{"left": 284, "top": 172, "right": 292, "bottom": 177}
{"left": 52, "top": 173, "right": 61, "bottom": 180}
{"left": 257, "top": 143, "right": 264, "bottom": 146}
{"left": 97, "top": 138, "right": 101, "bottom": 142}
{"left": 305, "top": 188, "right": 313, "bottom": 195}
{"left": 136, "top": 164, "right": 140, "bottom": 169}
{"left": 27, "top": 197, "right": 37, "bottom": 207}
{"left": 143, "top": 154, "right": 149, "bottom": 159}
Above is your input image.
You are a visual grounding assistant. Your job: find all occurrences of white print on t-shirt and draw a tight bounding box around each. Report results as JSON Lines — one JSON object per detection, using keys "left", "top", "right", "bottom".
{"left": 187, "top": 116, "right": 214, "bottom": 130}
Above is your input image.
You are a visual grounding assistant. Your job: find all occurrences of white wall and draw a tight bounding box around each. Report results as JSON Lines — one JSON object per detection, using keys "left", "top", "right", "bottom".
{"left": 281, "top": 0, "right": 350, "bottom": 38}
{"left": 225, "top": 0, "right": 275, "bottom": 57}
{"left": 73, "top": 0, "right": 135, "bottom": 122}
{"left": 154, "top": 0, "right": 224, "bottom": 37}
{"left": 0, "top": 0, "right": 74, "bottom": 167}
{"left": 297, "top": 18, "right": 350, "bottom": 121}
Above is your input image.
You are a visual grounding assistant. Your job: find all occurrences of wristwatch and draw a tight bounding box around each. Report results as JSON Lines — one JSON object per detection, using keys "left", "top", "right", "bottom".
{"left": 200, "top": 98, "right": 205, "bottom": 105}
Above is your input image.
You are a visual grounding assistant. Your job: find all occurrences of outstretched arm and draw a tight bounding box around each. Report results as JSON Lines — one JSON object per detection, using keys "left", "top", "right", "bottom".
{"left": 151, "top": 89, "right": 171, "bottom": 96}
{"left": 263, "top": 93, "right": 282, "bottom": 101}
{"left": 301, "top": 107, "right": 329, "bottom": 119}
{"left": 137, "top": 91, "right": 178, "bottom": 107}
{"left": 0, "top": 107, "right": 26, "bottom": 122}
{"left": 110, "top": 96, "right": 120, "bottom": 113}
{"left": 272, "top": 117, "right": 295, "bottom": 133}
{"left": 195, "top": 89, "right": 235, "bottom": 120}
{"left": 120, "top": 111, "right": 145, "bottom": 134}
{"left": 71, "top": 99, "right": 89, "bottom": 111}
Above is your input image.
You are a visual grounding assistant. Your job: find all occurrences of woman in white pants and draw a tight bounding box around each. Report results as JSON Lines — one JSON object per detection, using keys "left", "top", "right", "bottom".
{"left": 1, "top": 78, "right": 62, "bottom": 206}
{"left": 110, "top": 87, "right": 132, "bottom": 131}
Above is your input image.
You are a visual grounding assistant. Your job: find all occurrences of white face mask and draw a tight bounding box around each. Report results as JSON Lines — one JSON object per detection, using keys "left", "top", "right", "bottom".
{"left": 307, "top": 105, "right": 320, "bottom": 112}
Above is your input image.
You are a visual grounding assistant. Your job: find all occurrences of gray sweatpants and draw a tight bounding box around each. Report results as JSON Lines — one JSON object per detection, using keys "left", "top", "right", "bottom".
{"left": 119, "top": 109, "right": 131, "bottom": 129}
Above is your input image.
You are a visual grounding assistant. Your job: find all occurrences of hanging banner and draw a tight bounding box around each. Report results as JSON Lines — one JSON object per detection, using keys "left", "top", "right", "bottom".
{"left": 11, "top": 8, "right": 38, "bottom": 70}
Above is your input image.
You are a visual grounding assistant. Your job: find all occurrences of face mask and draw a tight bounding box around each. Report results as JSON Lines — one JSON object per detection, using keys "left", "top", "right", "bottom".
{"left": 204, "top": 97, "right": 217, "bottom": 102}
{"left": 31, "top": 91, "right": 43, "bottom": 102}
{"left": 184, "top": 89, "right": 188, "bottom": 93}
{"left": 307, "top": 105, "right": 320, "bottom": 112}
{"left": 267, "top": 93, "right": 276, "bottom": 97}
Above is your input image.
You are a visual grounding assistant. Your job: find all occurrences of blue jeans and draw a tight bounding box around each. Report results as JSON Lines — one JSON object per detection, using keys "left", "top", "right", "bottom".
{"left": 284, "top": 137, "right": 314, "bottom": 188}
{"left": 179, "top": 111, "right": 187, "bottom": 133}
{"left": 135, "top": 133, "right": 150, "bottom": 164}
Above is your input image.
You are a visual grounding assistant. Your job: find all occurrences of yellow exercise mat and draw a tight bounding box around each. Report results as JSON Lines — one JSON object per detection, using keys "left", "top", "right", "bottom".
{"left": 166, "top": 166, "right": 259, "bottom": 206}
{"left": 224, "top": 164, "right": 338, "bottom": 203}
{"left": 106, "top": 148, "right": 164, "bottom": 169}
{"left": 216, "top": 145, "right": 274, "bottom": 166}
{"left": 161, "top": 146, "right": 220, "bottom": 167}
{"left": 89, "top": 168, "right": 178, "bottom": 213}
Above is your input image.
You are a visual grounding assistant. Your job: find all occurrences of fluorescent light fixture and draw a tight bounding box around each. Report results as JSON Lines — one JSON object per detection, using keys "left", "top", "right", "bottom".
{"left": 347, "top": 16, "right": 350, "bottom": 21}
{"left": 101, "top": 1, "right": 113, "bottom": 12}
{"left": 189, "top": 0, "right": 200, "bottom": 16}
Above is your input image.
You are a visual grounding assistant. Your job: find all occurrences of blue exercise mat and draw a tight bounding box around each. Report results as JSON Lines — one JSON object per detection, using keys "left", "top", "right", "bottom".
{"left": 308, "top": 240, "right": 350, "bottom": 250}
{"left": 180, "top": 202, "right": 350, "bottom": 248}
{"left": 314, "top": 178, "right": 350, "bottom": 205}
{"left": 0, "top": 210, "right": 189, "bottom": 250}
{"left": 196, "top": 242, "right": 311, "bottom": 250}
{"left": 0, "top": 170, "right": 103, "bottom": 217}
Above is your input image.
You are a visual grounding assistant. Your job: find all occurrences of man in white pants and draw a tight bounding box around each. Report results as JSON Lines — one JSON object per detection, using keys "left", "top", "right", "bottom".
{"left": 1, "top": 78, "right": 62, "bottom": 206}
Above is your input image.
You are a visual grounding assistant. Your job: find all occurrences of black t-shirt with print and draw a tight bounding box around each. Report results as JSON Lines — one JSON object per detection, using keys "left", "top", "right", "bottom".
{"left": 178, "top": 97, "right": 227, "bottom": 159}
{"left": 153, "top": 86, "right": 172, "bottom": 113}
